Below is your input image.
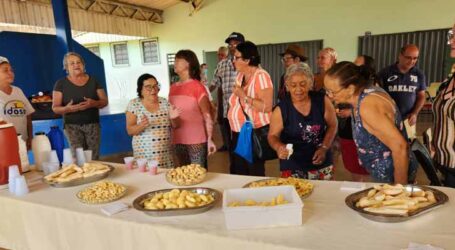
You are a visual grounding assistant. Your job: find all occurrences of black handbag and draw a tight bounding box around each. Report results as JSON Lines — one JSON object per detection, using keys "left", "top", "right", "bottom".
{"left": 238, "top": 97, "right": 277, "bottom": 161}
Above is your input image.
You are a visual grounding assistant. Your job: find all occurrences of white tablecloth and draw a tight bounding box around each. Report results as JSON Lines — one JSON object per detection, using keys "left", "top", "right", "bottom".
{"left": 0, "top": 163, "right": 453, "bottom": 250}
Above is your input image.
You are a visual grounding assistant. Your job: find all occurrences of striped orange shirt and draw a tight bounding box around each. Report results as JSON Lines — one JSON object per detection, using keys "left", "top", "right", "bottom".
{"left": 228, "top": 68, "right": 273, "bottom": 132}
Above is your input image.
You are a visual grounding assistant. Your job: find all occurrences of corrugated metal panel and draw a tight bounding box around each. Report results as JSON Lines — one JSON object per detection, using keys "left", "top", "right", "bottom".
{"left": 359, "top": 28, "right": 450, "bottom": 83}
{"left": 257, "top": 40, "right": 323, "bottom": 101}
{"left": 0, "top": 0, "right": 156, "bottom": 37}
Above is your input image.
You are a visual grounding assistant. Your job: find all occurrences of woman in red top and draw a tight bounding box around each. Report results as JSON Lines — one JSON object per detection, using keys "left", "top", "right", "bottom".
{"left": 169, "top": 50, "right": 216, "bottom": 168}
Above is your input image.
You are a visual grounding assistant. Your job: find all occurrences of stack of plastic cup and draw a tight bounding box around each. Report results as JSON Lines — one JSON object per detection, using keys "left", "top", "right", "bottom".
{"left": 83, "top": 150, "right": 93, "bottom": 162}
{"left": 148, "top": 160, "right": 158, "bottom": 175}
{"left": 42, "top": 162, "right": 60, "bottom": 176}
{"left": 76, "top": 147, "right": 86, "bottom": 166}
{"left": 8, "top": 165, "right": 20, "bottom": 194}
{"left": 48, "top": 150, "right": 60, "bottom": 164}
{"left": 14, "top": 175, "right": 29, "bottom": 196}
{"left": 62, "top": 148, "right": 74, "bottom": 166}
{"left": 137, "top": 158, "right": 147, "bottom": 172}
{"left": 123, "top": 157, "right": 134, "bottom": 170}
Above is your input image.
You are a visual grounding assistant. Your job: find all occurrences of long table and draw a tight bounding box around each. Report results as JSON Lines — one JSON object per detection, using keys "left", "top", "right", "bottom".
{"left": 0, "top": 163, "right": 454, "bottom": 250}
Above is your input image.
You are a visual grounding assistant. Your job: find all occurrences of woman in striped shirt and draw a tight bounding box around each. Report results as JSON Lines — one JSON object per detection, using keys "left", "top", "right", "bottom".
{"left": 228, "top": 41, "right": 274, "bottom": 176}
{"left": 432, "top": 24, "right": 455, "bottom": 187}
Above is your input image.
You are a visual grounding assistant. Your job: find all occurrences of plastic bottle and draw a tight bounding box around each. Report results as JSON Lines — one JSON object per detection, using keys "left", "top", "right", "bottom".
{"left": 0, "top": 121, "right": 21, "bottom": 186}
{"left": 31, "top": 132, "right": 52, "bottom": 171}
{"left": 47, "top": 126, "right": 65, "bottom": 163}
{"left": 17, "top": 134, "right": 30, "bottom": 172}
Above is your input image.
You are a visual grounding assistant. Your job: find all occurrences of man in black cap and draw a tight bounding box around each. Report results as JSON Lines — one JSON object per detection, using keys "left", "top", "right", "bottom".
{"left": 277, "top": 44, "right": 308, "bottom": 102}
{"left": 209, "top": 32, "right": 244, "bottom": 174}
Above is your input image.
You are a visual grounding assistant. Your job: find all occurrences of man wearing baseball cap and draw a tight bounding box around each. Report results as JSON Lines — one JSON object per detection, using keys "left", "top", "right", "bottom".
{"left": 210, "top": 32, "right": 245, "bottom": 174}
{"left": 278, "top": 44, "right": 309, "bottom": 102}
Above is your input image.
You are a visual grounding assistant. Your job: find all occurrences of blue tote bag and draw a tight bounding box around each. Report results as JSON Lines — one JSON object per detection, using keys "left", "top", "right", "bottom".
{"left": 234, "top": 120, "right": 254, "bottom": 163}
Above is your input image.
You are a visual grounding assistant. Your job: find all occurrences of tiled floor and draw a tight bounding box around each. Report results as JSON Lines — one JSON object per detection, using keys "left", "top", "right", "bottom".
{"left": 102, "top": 115, "right": 434, "bottom": 185}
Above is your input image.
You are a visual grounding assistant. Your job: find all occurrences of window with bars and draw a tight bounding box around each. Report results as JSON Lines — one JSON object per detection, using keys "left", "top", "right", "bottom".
{"left": 111, "top": 42, "right": 129, "bottom": 66}
{"left": 141, "top": 39, "right": 160, "bottom": 64}
{"left": 86, "top": 45, "right": 100, "bottom": 57}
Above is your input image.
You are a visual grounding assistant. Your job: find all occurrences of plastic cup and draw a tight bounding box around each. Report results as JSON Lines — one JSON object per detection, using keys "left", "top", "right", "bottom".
{"left": 14, "top": 176, "right": 29, "bottom": 196}
{"left": 42, "top": 162, "right": 51, "bottom": 176}
{"left": 76, "top": 147, "right": 86, "bottom": 166}
{"left": 123, "top": 157, "right": 134, "bottom": 170}
{"left": 137, "top": 158, "right": 147, "bottom": 172}
{"left": 63, "top": 148, "right": 74, "bottom": 164}
{"left": 8, "top": 165, "right": 20, "bottom": 194}
{"left": 148, "top": 160, "right": 158, "bottom": 175}
{"left": 48, "top": 162, "right": 60, "bottom": 174}
{"left": 83, "top": 150, "right": 93, "bottom": 162}
{"left": 48, "top": 150, "right": 59, "bottom": 163}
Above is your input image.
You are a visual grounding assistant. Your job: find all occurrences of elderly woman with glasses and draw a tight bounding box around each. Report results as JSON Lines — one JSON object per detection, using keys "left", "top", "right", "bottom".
{"left": 324, "top": 61, "right": 417, "bottom": 184}
{"left": 52, "top": 52, "right": 108, "bottom": 160}
{"left": 228, "top": 41, "right": 274, "bottom": 176}
{"left": 126, "top": 74, "right": 180, "bottom": 168}
{"left": 268, "top": 63, "right": 337, "bottom": 180}
{"left": 432, "top": 24, "right": 455, "bottom": 187}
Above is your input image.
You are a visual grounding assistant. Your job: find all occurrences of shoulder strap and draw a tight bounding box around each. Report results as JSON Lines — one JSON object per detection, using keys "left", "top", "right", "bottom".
{"left": 238, "top": 97, "right": 251, "bottom": 121}
{"left": 238, "top": 76, "right": 252, "bottom": 122}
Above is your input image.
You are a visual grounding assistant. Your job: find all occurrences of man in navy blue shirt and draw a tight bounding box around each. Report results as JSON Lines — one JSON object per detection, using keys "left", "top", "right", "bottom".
{"left": 378, "top": 44, "right": 427, "bottom": 128}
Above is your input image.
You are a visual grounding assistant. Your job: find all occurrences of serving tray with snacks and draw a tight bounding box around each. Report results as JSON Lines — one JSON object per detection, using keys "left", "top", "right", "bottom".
{"left": 345, "top": 184, "right": 449, "bottom": 222}
{"left": 76, "top": 181, "right": 127, "bottom": 204}
{"left": 133, "top": 187, "right": 221, "bottom": 216}
{"left": 165, "top": 164, "right": 207, "bottom": 186}
{"left": 44, "top": 163, "right": 114, "bottom": 188}
{"left": 243, "top": 177, "right": 314, "bottom": 198}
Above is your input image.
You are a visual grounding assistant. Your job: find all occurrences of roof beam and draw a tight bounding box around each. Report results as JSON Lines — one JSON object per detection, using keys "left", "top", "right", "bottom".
{"left": 71, "top": 0, "right": 163, "bottom": 23}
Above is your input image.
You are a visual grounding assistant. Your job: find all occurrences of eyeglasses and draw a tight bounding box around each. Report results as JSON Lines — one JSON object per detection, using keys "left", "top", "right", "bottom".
{"left": 233, "top": 55, "right": 243, "bottom": 61}
{"left": 402, "top": 55, "right": 419, "bottom": 61}
{"left": 143, "top": 84, "right": 160, "bottom": 91}
{"left": 281, "top": 56, "right": 295, "bottom": 62}
{"left": 228, "top": 44, "right": 238, "bottom": 48}
{"left": 448, "top": 30, "right": 454, "bottom": 45}
{"left": 324, "top": 87, "right": 344, "bottom": 97}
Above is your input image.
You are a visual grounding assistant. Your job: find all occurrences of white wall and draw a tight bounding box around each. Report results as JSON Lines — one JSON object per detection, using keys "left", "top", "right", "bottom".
{"left": 90, "top": 40, "right": 170, "bottom": 102}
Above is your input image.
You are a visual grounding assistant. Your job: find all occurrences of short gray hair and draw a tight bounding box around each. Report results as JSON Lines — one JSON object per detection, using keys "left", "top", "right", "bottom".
{"left": 285, "top": 62, "right": 314, "bottom": 88}
{"left": 63, "top": 52, "right": 85, "bottom": 71}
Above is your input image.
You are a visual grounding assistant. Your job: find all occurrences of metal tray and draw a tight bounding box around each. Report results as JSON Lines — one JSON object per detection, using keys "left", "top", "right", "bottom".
{"left": 77, "top": 185, "right": 128, "bottom": 205}
{"left": 44, "top": 165, "right": 115, "bottom": 188}
{"left": 345, "top": 185, "right": 449, "bottom": 222}
{"left": 243, "top": 178, "right": 314, "bottom": 198}
{"left": 133, "top": 187, "right": 221, "bottom": 216}
{"left": 165, "top": 171, "right": 206, "bottom": 186}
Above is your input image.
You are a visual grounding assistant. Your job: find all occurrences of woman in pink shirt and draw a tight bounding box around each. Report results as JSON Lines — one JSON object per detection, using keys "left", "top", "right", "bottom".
{"left": 169, "top": 50, "right": 216, "bottom": 168}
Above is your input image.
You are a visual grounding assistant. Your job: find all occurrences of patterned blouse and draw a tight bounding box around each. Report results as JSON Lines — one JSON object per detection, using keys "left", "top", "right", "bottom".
{"left": 352, "top": 86, "right": 417, "bottom": 182}
{"left": 126, "top": 97, "right": 173, "bottom": 168}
